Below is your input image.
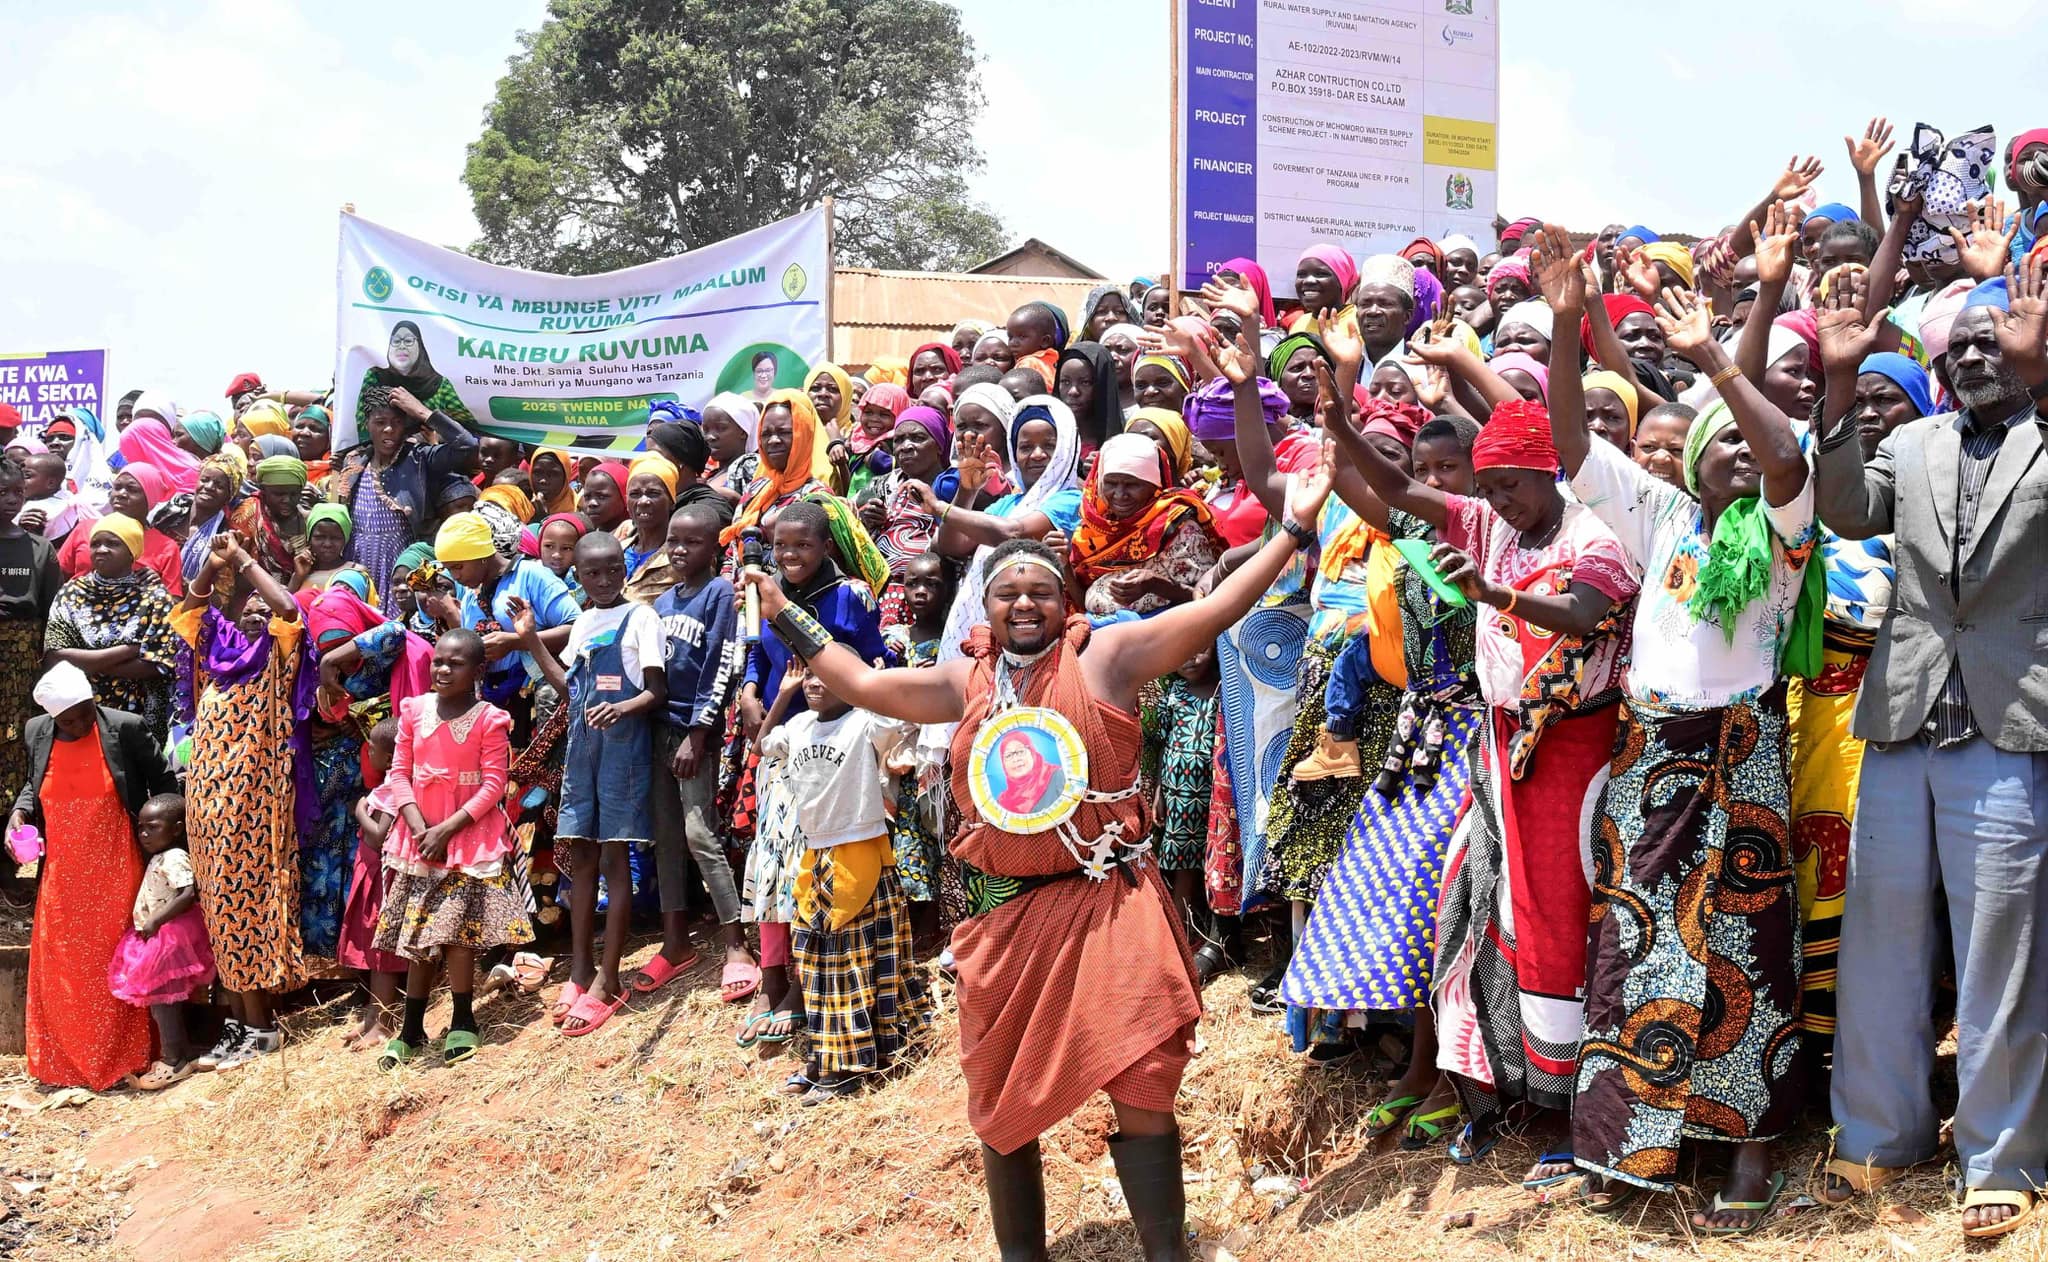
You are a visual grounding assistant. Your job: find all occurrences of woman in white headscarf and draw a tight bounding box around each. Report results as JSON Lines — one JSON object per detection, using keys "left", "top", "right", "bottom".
{"left": 923, "top": 392, "right": 1082, "bottom": 659}
{"left": 11, "top": 661, "right": 177, "bottom": 1089}
{"left": 702, "top": 392, "right": 762, "bottom": 498}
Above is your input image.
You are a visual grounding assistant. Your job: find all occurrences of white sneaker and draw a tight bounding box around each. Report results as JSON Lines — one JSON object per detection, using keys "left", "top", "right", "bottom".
{"left": 216, "top": 1026, "right": 279, "bottom": 1071}
{"left": 191, "top": 1021, "right": 245, "bottom": 1073}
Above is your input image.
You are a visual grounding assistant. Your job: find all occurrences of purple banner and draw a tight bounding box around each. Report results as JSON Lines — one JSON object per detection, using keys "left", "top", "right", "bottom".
{"left": 1180, "top": 0, "right": 1259, "bottom": 291}
{"left": 0, "top": 348, "right": 106, "bottom": 429}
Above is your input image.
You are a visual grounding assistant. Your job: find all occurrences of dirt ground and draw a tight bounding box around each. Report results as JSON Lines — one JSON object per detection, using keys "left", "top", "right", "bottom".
{"left": 0, "top": 924, "right": 2039, "bottom": 1262}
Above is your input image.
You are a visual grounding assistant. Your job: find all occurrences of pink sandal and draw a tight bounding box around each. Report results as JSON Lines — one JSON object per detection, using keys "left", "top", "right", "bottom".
{"left": 559, "top": 989, "right": 627, "bottom": 1038}
{"left": 629, "top": 950, "right": 699, "bottom": 994}
{"left": 548, "top": 981, "right": 585, "bottom": 1027}
{"left": 720, "top": 958, "right": 763, "bottom": 1004}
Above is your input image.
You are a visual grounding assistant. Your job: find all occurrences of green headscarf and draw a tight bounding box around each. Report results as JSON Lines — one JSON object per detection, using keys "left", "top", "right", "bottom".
{"left": 1681, "top": 402, "right": 1825, "bottom": 673}
{"left": 1265, "top": 331, "right": 1332, "bottom": 382}
{"left": 806, "top": 492, "right": 890, "bottom": 599}
{"left": 306, "top": 503, "right": 352, "bottom": 544}
{"left": 254, "top": 454, "right": 308, "bottom": 487}
{"left": 395, "top": 541, "right": 436, "bottom": 574}
{"left": 180, "top": 410, "right": 227, "bottom": 454}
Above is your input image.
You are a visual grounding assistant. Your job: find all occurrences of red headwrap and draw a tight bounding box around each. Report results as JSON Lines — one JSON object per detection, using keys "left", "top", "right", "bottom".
{"left": 589, "top": 461, "right": 632, "bottom": 496}
{"left": 1400, "top": 236, "right": 1443, "bottom": 266}
{"left": 909, "top": 342, "right": 963, "bottom": 377}
{"left": 2007, "top": 128, "right": 2048, "bottom": 189}
{"left": 1471, "top": 400, "right": 1558, "bottom": 473}
{"left": 1358, "top": 397, "right": 1429, "bottom": 448}
{"left": 43, "top": 416, "right": 76, "bottom": 439}
{"left": 1581, "top": 294, "right": 1655, "bottom": 350}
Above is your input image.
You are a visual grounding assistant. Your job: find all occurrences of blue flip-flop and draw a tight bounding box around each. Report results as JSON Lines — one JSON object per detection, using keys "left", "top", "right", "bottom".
{"left": 1447, "top": 1118, "right": 1501, "bottom": 1165}
{"left": 734, "top": 1010, "right": 776, "bottom": 1048}
{"left": 1521, "top": 1151, "right": 1580, "bottom": 1190}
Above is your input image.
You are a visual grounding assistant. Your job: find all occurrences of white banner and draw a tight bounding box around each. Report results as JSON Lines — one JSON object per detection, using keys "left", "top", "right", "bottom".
{"left": 333, "top": 207, "right": 830, "bottom": 452}
{"left": 1176, "top": 0, "right": 1500, "bottom": 294}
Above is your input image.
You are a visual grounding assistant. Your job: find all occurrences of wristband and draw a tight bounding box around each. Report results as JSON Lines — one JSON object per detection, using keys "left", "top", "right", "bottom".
{"left": 1503, "top": 588, "right": 1518, "bottom": 615}
{"left": 1279, "top": 517, "right": 1316, "bottom": 550}
{"left": 771, "top": 603, "right": 834, "bottom": 661}
{"left": 1709, "top": 363, "right": 1743, "bottom": 387}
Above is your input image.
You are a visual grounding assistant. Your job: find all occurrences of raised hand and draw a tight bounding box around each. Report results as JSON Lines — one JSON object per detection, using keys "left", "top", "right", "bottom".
{"left": 1772, "top": 154, "right": 1825, "bottom": 203}
{"left": 1198, "top": 278, "right": 1260, "bottom": 323}
{"left": 504, "top": 593, "right": 537, "bottom": 640}
{"left": 1285, "top": 441, "right": 1336, "bottom": 530}
{"left": 1844, "top": 119, "right": 1894, "bottom": 176}
{"left": 1416, "top": 365, "right": 1450, "bottom": 410}
{"left": 1210, "top": 337, "right": 1258, "bottom": 385}
{"left": 1316, "top": 308, "right": 1365, "bottom": 368}
{"left": 1992, "top": 252, "right": 2048, "bottom": 383}
{"left": 1815, "top": 270, "right": 1890, "bottom": 372}
{"left": 1529, "top": 223, "right": 1584, "bottom": 310}
{"left": 1614, "top": 243, "right": 1662, "bottom": 301}
{"left": 1653, "top": 286, "right": 1715, "bottom": 359}
{"left": 1750, "top": 201, "right": 1798, "bottom": 287}
{"left": 1949, "top": 196, "right": 2018, "bottom": 281}
{"left": 1404, "top": 321, "right": 1462, "bottom": 368}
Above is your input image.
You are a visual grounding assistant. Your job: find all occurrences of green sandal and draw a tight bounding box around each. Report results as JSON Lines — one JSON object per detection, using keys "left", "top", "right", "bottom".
{"left": 1698, "top": 1170, "right": 1785, "bottom": 1236}
{"left": 376, "top": 1037, "right": 422, "bottom": 1072}
{"left": 1399, "top": 1105, "right": 1463, "bottom": 1151}
{"left": 440, "top": 1029, "right": 480, "bottom": 1066}
{"left": 1362, "top": 1093, "right": 1426, "bottom": 1140}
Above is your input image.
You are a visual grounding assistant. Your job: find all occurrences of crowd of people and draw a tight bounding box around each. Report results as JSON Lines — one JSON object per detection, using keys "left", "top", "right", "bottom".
{"left": 4, "top": 114, "right": 2047, "bottom": 1255}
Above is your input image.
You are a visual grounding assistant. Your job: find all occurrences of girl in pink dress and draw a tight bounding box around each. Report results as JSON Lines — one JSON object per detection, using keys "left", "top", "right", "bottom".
{"left": 371, "top": 628, "right": 533, "bottom": 1069}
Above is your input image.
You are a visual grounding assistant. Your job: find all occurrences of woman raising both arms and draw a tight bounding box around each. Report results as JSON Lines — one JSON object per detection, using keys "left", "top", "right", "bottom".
{"left": 742, "top": 454, "right": 1337, "bottom": 1262}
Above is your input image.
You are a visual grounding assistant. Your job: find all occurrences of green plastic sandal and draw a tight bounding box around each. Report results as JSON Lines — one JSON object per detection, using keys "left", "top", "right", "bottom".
{"left": 377, "top": 1037, "right": 421, "bottom": 1072}
{"left": 1399, "top": 1105, "right": 1463, "bottom": 1151}
{"left": 440, "top": 1029, "right": 481, "bottom": 1066}
{"left": 1362, "top": 1093, "right": 1426, "bottom": 1140}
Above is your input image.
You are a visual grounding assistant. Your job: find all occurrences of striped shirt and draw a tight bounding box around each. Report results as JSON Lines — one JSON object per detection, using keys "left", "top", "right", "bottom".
{"left": 1923, "top": 405, "right": 2028, "bottom": 746}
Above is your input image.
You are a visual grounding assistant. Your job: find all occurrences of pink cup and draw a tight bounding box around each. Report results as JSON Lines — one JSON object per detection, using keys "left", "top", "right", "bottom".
{"left": 6, "top": 825, "right": 41, "bottom": 865}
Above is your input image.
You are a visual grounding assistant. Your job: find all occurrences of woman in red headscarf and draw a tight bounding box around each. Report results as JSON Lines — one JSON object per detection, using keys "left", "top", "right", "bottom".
{"left": 739, "top": 460, "right": 1335, "bottom": 1261}
{"left": 992, "top": 730, "right": 1063, "bottom": 815}
{"left": 1332, "top": 393, "right": 1642, "bottom": 1178}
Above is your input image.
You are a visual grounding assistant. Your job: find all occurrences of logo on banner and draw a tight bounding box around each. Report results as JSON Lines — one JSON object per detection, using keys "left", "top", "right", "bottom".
{"left": 1445, "top": 0, "right": 1473, "bottom": 12}
{"left": 362, "top": 267, "right": 394, "bottom": 303}
{"left": 1445, "top": 173, "right": 1476, "bottom": 210}
{"left": 1441, "top": 23, "right": 1475, "bottom": 47}
{"left": 780, "top": 263, "right": 809, "bottom": 301}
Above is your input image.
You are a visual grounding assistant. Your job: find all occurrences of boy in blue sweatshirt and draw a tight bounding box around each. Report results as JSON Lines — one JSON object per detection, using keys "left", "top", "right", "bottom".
{"left": 642, "top": 501, "right": 754, "bottom": 999}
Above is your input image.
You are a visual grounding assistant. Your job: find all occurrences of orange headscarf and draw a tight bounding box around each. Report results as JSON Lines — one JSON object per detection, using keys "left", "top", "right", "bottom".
{"left": 722, "top": 388, "right": 834, "bottom": 544}
{"left": 530, "top": 449, "right": 579, "bottom": 515}
{"left": 1068, "top": 440, "right": 1221, "bottom": 588}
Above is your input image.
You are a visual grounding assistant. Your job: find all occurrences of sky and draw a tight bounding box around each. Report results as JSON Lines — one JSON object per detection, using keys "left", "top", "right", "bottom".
{"left": 5, "top": 0, "right": 2044, "bottom": 409}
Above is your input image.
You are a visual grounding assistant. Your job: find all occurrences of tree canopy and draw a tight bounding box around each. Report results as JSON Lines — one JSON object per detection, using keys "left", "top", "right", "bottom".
{"left": 462, "top": 0, "right": 1007, "bottom": 275}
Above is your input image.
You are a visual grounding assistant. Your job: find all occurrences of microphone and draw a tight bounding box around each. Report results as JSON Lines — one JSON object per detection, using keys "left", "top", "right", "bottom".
{"left": 740, "top": 526, "right": 764, "bottom": 643}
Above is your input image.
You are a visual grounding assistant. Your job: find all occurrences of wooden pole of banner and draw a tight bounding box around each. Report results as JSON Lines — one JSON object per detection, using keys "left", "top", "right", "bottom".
{"left": 1166, "top": 1, "right": 1181, "bottom": 311}
{"left": 822, "top": 195, "right": 838, "bottom": 363}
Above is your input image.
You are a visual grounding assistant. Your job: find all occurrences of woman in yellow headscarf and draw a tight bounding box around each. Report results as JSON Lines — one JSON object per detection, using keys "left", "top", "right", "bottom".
{"left": 805, "top": 363, "right": 856, "bottom": 436}
{"left": 235, "top": 400, "right": 292, "bottom": 454}
{"left": 865, "top": 355, "right": 909, "bottom": 388}
{"left": 722, "top": 389, "right": 836, "bottom": 547}
{"left": 1125, "top": 406, "right": 1194, "bottom": 483}
{"left": 1580, "top": 369, "right": 1641, "bottom": 452}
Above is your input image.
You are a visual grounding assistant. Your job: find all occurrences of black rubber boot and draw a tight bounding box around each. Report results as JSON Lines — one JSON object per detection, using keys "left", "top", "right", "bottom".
{"left": 1109, "top": 1131, "right": 1190, "bottom": 1261}
{"left": 980, "top": 1140, "right": 1049, "bottom": 1261}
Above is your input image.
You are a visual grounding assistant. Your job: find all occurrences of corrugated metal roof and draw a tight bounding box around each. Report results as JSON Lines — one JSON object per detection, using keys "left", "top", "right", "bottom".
{"left": 830, "top": 268, "right": 1100, "bottom": 370}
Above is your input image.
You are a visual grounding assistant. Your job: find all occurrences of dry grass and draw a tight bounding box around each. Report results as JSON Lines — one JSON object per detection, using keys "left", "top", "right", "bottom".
{"left": 1, "top": 930, "right": 2042, "bottom": 1262}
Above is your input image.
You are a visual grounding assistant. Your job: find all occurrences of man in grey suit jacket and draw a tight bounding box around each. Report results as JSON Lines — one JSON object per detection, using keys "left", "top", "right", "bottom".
{"left": 1810, "top": 266, "right": 2048, "bottom": 1236}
